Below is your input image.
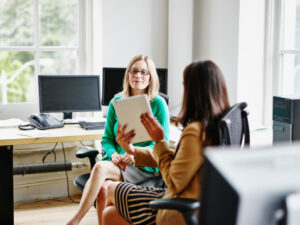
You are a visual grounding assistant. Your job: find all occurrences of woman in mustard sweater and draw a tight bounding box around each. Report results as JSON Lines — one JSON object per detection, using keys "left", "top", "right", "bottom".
{"left": 100, "top": 60, "right": 230, "bottom": 225}
{"left": 67, "top": 55, "right": 169, "bottom": 225}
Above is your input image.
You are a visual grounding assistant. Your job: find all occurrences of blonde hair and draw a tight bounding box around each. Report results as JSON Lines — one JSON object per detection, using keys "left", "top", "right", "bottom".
{"left": 120, "top": 55, "right": 159, "bottom": 101}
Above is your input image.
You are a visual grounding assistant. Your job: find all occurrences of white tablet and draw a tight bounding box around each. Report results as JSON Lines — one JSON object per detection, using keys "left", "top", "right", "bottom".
{"left": 113, "top": 94, "right": 153, "bottom": 143}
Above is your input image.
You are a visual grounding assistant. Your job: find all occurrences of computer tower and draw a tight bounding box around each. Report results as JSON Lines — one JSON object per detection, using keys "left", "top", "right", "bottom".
{"left": 273, "top": 96, "right": 300, "bottom": 143}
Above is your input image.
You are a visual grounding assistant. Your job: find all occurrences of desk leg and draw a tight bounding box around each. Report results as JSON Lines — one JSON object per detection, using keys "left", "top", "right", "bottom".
{"left": 0, "top": 146, "right": 13, "bottom": 225}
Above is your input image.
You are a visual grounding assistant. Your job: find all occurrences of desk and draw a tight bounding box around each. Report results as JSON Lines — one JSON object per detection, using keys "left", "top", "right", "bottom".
{"left": 0, "top": 125, "right": 103, "bottom": 225}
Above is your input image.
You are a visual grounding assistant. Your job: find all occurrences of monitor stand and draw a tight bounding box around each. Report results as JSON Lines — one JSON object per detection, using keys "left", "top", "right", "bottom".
{"left": 63, "top": 112, "right": 78, "bottom": 124}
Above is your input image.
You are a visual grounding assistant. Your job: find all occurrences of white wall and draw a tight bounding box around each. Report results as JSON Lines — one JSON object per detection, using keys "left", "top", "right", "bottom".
{"left": 237, "top": 0, "right": 266, "bottom": 127}
{"left": 168, "top": 0, "right": 194, "bottom": 111}
{"left": 193, "top": 0, "right": 266, "bottom": 128}
{"left": 193, "top": 0, "right": 240, "bottom": 104}
{"left": 97, "top": 0, "right": 267, "bottom": 125}
{"left": 13, "top": 142, "right": 95, "bottom": 203}
{"left": 101, "top": 0, "right": 168, "bottom": 68}
{"left": 100, "top": 0, "right": 195, "bottom": 114}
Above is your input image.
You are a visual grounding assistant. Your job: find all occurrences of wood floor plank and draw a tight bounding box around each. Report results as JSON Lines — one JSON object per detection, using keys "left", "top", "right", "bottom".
{"left": 14, "top": 196, "right": 97, "bottom": 225}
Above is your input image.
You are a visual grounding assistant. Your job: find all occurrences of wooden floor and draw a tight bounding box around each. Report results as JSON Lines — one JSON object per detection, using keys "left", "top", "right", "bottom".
{"left": 14, "top": 195, "right": 97, "bottom": 225}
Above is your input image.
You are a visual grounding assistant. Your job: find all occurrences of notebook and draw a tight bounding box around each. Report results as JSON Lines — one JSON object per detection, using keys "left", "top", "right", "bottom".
{"left": 113, "top": 94, "right": 153, "bottom": 143}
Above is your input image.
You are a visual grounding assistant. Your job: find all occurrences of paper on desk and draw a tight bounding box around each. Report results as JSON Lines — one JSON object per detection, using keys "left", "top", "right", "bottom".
{"left": 17, "top": 130, "right": 52, "bottom": 138}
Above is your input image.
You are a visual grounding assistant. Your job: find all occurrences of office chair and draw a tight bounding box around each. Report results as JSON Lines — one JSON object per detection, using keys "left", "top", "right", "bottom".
{"left": 149, "top": 102, "right": 250, "bottom": 225}
{"left": 73, "top": 148, "right": 99, "bottom": 191}
{"left": 218, "top": 102, "right": 250, "bottom": 146}
{"left": 158, "top": 92, "right": 169, "bottom": 105}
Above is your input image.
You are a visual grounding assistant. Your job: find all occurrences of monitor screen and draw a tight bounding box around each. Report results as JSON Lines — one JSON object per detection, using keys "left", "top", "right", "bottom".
{"left": 102, "top": 67, "right": 168, "bottom": 106}
{"left": 39, "top": 75, "right": 101, "bottom": 115}
{"left": 101, "top": 68, "right": 126, "bottom": 106}
{"left": 156, "top": 68, "right": 168, "bottom": 95}
{"left": 200, "top": 144, "right": 300, "bottom": 225}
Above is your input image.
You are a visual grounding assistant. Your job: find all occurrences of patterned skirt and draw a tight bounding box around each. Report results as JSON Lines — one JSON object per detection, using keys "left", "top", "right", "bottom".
{"left": 115, "top": 182, "right": 166, "bottom": 225}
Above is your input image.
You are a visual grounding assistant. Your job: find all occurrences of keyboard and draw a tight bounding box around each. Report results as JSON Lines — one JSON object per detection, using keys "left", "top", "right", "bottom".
{"left": 79, "top": 121, "right": 106, "bottom": 130}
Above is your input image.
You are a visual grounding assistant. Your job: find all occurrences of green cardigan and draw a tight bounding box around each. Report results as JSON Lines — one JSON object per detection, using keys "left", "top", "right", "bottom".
{"left": 101, "top": 95, "right": 170, "bottom": 173}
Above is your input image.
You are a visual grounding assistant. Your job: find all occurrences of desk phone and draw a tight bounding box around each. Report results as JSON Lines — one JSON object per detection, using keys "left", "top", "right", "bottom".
{"left": 28, "top": 114, "right": 64, "bottom": 130}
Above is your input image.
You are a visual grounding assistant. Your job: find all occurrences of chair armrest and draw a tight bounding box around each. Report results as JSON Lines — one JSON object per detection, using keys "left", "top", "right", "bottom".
{"left": 149, "top": 198, "right": 200, "bottom": 212}
{"left": 76, "top": 148, "right": 99, "bottom": 168}
{"left": 76, "top": 148, "right": 99, "bottom": 159}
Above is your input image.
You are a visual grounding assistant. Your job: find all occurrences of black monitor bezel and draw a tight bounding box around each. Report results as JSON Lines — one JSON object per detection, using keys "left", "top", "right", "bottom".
{"left": 38, "top": 75, "right": 101, "bottom": 113}
{"left": 101, "top": 67, "right": 126, "bottom": 106}
{"left": 156, "top": 68, "right": 168, "bottom": 95}
{"left": 101, "top": 67, "right": 168, "bottom": 106}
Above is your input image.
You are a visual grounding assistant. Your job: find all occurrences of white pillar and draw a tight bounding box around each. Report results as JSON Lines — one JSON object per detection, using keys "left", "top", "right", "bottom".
{"left": 168, "top": 0, "right": 194, "bottom": 112}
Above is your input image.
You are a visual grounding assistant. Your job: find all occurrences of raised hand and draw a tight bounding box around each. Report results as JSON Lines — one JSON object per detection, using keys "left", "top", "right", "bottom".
{"left": 140, "top": 112, "right": 164, "bottom": 142}
{"left": 116, "top": 124, "right": 136, "bottom": 155}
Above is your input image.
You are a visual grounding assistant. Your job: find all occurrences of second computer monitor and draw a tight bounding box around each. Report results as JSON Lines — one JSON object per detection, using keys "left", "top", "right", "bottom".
{"left": 39, "top": 75, "right": 101, "bottom": 119}
{"left": 101, "top": 67, "right": 168, "bottom": 106}
{"left": 102, "top": 68, "right": 125, "bottom": 106}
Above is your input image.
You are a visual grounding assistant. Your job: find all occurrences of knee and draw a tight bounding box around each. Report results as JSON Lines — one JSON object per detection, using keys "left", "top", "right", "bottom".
{"left": 102, "top": 206, "right": 116, "bottom": 224}
{"left": 92, "top": 161, "right": 105, "bottom": 175}
{"left": 106, "top": 181, "right": 115, "bottom": 196}
{"left": 97, "top": 180, "right": 112, "bottom": 203}
{"left": 98, "top": 185, "right": 107, "bottom": 201}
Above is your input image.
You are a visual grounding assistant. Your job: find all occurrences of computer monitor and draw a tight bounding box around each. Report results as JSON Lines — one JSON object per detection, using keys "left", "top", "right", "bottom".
{"left": 38, "top": 75, "right": 101, "bottom": 119}
{"left": 156, "top": 68, "right": 168, "bottom": 95}
{"left": 101, "top": 68, "right": 126, "bottom": 106}
{"left": 200, "top": 144, "right": 300, "bottom": 225}
{"left": 101, "top": 67, "right": 168, "bottom": 115}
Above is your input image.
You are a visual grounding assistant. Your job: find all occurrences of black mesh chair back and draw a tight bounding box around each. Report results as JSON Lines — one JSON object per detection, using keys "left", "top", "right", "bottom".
{"left": 218, "top": 102, "right": 250, "bottom": 146}
{"left": 158, "top": 92, "right": 169, "bottom": 105}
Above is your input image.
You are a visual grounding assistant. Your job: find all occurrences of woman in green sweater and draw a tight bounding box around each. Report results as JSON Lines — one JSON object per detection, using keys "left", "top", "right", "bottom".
{"left": 67, "top": 55, "right": 169, "bottom": 225}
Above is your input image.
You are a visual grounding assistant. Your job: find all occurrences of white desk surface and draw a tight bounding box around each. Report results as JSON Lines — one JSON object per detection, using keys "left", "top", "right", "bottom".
{"left": 0, "top": 119, "right": 271, "bottom": 148}
{"left": 0, "top": 124, "right": 181, "bottom": 147}
{"left": 0, "top": 124, "right": 104, "bottom": 146}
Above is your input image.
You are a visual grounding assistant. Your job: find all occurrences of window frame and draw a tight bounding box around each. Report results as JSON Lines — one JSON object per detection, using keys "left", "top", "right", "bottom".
{"left": 263, "top": 0, "right": 300, "bottom": 126}
{"left": 0, "top": 0, "right": 93, "bottom": 118}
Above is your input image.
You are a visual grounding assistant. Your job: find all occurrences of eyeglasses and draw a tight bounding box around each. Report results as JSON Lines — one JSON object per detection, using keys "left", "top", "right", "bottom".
{"left": 129, "top": 69, "right": 150, "bottom": 76}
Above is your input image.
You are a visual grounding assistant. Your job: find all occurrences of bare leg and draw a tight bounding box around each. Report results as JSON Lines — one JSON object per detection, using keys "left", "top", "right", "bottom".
{"left": 102, "top": 206, "right": 130, "bottom": 225}
{"left": 96, "top": 181, "right": 109, "bottom": 225}
{"left": 66, "top": 161, "right": 122, "bottom": 225}
{"left": 105, "top": 181, "right": 121, "bottom": 206}
{"left": 96, "top": 180, "right": 121, "bottom": 225}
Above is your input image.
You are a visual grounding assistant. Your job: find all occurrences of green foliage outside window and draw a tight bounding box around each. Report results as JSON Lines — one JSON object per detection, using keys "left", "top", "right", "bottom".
{"left": 0, "top": 52, "right": 33, "bottom": 103}
{"left": 0, "top": 0, "right": 77, "bottom": 103}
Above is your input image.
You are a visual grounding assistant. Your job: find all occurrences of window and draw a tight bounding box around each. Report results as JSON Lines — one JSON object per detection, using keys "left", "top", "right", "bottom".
{"left": 263, "top": 0, "right": 300, "bottom": 126}
{"left": 275, "top": 0, "right": 300, "bottom": 96}
{"left": 0, "top": 0, "right": 91, "bottom": 105}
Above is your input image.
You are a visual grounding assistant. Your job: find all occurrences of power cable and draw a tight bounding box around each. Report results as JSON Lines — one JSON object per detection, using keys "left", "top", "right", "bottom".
{"left": 42, "top": 143, "right": 57, "bottom": 163}
{"left": 62, "top": 142, "right": 79, "bottom": 204}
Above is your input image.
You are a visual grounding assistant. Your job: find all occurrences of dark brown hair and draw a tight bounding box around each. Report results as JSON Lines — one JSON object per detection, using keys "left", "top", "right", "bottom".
{"left": 176, "top": 60, "right": 230, "bottom": 145}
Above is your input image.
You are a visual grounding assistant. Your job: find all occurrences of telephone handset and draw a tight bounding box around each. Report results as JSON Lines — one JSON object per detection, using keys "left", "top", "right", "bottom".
{"left": 28, "top": 114, "right": 64, "bottom": 130}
